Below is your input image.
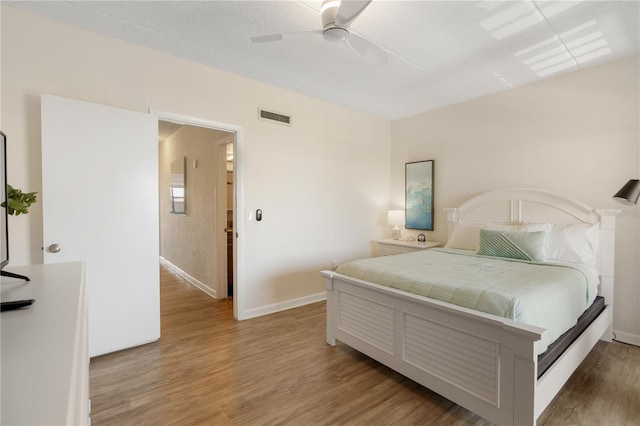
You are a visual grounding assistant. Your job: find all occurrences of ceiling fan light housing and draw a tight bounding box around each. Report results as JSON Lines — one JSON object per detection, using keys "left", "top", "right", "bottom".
{"left": 323, "top": 26, "right": 349, "bottom": 42}
{"left": 321, "top": 0, "right": 340, "bottom": 25}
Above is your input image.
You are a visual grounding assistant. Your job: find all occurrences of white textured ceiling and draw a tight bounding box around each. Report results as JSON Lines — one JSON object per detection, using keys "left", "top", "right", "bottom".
{"left": 8, "top": 1, "right": 640, "bottom": 119}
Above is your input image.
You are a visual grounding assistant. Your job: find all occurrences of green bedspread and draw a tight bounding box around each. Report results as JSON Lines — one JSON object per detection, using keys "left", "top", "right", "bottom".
{"left": 335, "top": 248, "right": 599, "bottom": 354}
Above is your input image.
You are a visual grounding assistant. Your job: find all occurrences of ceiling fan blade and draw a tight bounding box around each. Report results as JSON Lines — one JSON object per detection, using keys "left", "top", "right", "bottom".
{"left": 250, "top": 30, "right": 322, "bottom": 43}
{"left": 345, "top": 33, "right": 388, "bottom": 65}
{"left": 251, "top": 33, "right": 284, "bottom": 43}
{"left": 335, "top": 0, "right": 373, "bottom": 26}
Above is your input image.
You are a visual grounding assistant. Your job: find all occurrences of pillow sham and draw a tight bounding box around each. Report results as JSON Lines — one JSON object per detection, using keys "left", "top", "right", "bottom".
{"left": 445, "top": 222, "right": 483, "bottom": 251}
{"left": 476, "top": 229, "right": 547, "bottom": 262}
{"left": 546, "top": 223, "right": 599, "bottom": 266}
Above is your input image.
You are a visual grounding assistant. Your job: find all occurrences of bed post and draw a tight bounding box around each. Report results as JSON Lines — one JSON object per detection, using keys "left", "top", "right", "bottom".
{"left": 321, "top": 271, "right": 336, "bottom": 346}
{"left": 512, "top": 351, "right": 537, "bottom": 426}
{"left": 595, "top": 209, "right": 619, "bottom": 342}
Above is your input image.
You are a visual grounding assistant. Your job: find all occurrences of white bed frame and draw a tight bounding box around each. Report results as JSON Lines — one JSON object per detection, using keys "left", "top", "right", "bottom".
{"left": 322, "top": 188, "right": 619, "bottom": 425}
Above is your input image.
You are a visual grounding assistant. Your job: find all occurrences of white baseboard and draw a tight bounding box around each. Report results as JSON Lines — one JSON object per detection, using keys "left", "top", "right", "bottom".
{"left": 159, "top": 257, "right": 325, "bottom": 320}
{"left": 239, "top": 292, "right": 326, "bottom": 320}
{"left": 159, "top": 257, "right": 217, "bottom": 299}
{"left": 613, "top": 329, "right": 640, "bottom": 347}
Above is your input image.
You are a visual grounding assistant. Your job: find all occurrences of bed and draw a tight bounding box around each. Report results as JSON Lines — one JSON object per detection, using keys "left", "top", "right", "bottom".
{"left": 321, "top": 188, "right": 618, "bottom": 425}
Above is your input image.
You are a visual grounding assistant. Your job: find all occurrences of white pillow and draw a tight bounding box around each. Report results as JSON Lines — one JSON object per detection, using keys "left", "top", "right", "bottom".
{"left": 445, "top": 223, "right": 483, "bottom": 251}
{"left": 546, "top": 223, "right": 599, "bottom": 267}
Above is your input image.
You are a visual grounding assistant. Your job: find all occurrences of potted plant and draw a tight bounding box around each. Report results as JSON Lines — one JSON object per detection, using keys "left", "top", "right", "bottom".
{"left": 2, "top": 185, "right": 37, "bottom": 215}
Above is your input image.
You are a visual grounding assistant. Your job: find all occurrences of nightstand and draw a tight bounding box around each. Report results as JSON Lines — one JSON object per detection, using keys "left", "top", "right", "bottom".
{"left": 377, "top": 239, "right": 442, "bottom": 256}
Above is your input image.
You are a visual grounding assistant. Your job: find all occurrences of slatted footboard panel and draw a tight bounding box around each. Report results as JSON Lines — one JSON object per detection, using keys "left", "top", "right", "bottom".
{"left": 334, "top": 286, "right": 504, "bottom": 409}
{"left": 338, "top": 292, "right": 395, "bottom": 355}
{"left": 404, "top": 313, "right": 500, "bottom": 406}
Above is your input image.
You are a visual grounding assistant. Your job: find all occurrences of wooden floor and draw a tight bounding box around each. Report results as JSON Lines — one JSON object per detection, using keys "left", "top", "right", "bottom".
{"left": 90, "top": 265, "right": 640, "bottom": 425}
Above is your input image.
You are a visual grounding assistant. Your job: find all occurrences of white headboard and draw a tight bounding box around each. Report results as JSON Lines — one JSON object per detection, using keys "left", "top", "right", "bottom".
{"left": 444, "top": 188, "right": 620, "bottom": 309}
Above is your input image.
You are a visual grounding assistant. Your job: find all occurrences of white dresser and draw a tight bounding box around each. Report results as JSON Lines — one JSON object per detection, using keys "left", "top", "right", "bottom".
{"left": 1, "top": 262, "right": 89, "bottom": 425}
{"left": 377, "top": 239, "right": 441, "bottom": 256}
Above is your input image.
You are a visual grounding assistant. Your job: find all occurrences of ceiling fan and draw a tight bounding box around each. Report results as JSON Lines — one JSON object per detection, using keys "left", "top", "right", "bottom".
{"left": 250, "top": 0, "right": 388, "bottom": 65}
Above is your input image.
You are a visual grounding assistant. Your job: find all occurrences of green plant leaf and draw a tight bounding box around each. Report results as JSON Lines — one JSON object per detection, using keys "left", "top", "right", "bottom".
{"left": 3, "top": 184, "right": 38, "bottom": 216}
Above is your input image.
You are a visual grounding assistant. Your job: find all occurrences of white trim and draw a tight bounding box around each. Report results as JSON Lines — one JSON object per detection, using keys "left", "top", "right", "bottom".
{"left": 159, "top": 257, "right": 217, "bottom": 298}
{"left": 240, "top": 292, "right": 326, "bottom": 320}
{"left": 613, "top": 329, "right": 640, "bottom": 346}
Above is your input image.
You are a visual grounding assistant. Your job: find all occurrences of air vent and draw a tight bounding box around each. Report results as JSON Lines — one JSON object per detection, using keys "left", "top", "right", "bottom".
{"left": 258, "top": 108, "right": 292, "bottom": 126}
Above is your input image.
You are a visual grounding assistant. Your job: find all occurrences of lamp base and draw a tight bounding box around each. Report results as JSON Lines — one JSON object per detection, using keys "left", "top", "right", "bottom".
{"left": 391, "top": 226, "right": 401, "bottom": 240}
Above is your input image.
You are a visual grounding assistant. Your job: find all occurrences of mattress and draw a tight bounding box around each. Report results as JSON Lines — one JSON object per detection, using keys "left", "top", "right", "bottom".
{"left": 537, "top": 296, "right": 605, "bottom": 378}
{"left": 335, "top": 248, "right": 599, "bottom": 354}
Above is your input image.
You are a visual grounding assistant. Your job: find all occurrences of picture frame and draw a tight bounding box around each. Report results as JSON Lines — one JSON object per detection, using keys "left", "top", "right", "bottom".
{"left": 405, "top": 160, "right": 434, "bottom": 230}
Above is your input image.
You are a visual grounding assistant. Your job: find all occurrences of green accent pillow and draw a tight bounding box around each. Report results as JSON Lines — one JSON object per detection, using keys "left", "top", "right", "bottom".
{"left": 476, "top": 229, "right": 547, "bottom": 262}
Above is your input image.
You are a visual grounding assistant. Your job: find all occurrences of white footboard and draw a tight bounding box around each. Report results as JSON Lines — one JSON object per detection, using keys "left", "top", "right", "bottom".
{"left": 323, "top": 270, "right": 544, "bottom": 426}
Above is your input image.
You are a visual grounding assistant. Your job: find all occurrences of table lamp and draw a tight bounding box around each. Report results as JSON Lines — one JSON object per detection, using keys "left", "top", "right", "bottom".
{"left": 388, "top": 210, "right": 405, "bottom": 240}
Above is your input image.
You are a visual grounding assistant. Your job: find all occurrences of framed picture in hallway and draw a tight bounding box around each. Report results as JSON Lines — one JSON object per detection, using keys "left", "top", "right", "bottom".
{"left": 405, "top": 160, "right": 434, "bottom": 230}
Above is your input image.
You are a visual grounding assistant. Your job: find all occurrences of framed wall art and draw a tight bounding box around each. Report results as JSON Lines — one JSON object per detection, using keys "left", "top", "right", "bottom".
{"left": 405, "top": 160, "right": 434, "bottom": 230}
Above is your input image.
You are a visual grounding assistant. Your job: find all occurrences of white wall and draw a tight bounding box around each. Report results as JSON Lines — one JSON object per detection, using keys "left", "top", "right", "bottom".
{"left": 391, "top": 56, "right": 640, "bottom": 343}
{"left": 1, "top": 6, "right": 391, "bottom": 319}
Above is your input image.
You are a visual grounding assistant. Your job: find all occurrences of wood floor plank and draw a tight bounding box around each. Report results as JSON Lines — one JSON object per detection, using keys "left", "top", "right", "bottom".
{"left": 90, "top": 265, "right": 640, "bottom": 425}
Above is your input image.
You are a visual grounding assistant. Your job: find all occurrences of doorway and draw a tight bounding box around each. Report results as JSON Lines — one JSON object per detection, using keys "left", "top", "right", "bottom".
{"left": 156, "top": 112, "right": 240, "bottom": 316}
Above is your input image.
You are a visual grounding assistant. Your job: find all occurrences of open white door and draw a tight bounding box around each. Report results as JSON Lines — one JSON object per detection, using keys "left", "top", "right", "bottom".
{"left": 41, "top": 94, "right": 160, "bottom": 357}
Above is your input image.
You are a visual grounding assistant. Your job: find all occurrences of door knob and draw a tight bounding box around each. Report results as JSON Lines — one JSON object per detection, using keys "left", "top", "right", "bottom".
{"left": 48, "top": 243, "right": 62, "bottom": 253}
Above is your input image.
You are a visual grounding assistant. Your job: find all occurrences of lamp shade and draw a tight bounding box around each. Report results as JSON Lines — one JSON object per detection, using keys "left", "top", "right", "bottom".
{"left": 387, "top": 210, "right": 405, "bottom": 226}
{"left": 612, "top": 179, "right": 640, "bottom": 206}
